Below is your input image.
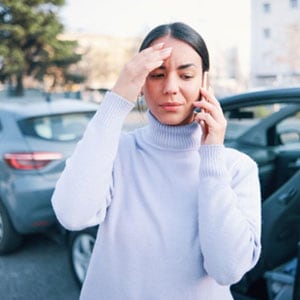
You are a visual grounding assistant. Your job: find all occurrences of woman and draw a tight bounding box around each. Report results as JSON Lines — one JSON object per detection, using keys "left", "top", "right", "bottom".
{"left": 52, "top": 22, "right": 261, "bottom": 300}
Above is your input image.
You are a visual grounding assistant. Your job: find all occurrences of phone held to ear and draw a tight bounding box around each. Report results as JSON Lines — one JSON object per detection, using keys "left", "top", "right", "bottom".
{"left": 194, "top": 71, "right": 209, "bottom": 113}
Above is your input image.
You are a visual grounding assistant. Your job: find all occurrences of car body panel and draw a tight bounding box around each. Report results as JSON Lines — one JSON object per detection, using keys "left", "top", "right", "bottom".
{"left": 219, "top": 87, "right": 300, "bottom": 298}
{"left": 0, "top": 99, "right": 99, "bottom": 237}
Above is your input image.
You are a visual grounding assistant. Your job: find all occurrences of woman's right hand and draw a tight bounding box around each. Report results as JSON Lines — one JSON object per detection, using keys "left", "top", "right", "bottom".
{"left": 111, "top": 43, "right": 172, "bottom": 102}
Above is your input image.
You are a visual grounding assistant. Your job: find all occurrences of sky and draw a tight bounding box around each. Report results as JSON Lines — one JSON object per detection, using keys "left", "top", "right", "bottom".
{"left": 59, "top": 0, "right": 252, "bottom": 75}
{"left": 59, "top": 0, "right": 251, "bottom": 47}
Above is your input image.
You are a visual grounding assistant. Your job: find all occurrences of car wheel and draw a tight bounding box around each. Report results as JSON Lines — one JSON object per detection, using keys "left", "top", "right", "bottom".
{"left": 0, "top": 201, "right": 23, "bottom": 254}
{"left": 69, "top": 227, "right": 97, "bottom": 286}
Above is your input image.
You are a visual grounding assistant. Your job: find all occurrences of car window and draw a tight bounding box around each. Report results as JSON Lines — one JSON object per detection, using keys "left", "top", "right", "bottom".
{"left": 276, "top": 111, "right": 300, "bottom": 144}
{"left": 224, "top": 103, "right": 287, "bottom": 142}
{"left": 19, "top": 112, "right": 95, "bottom": 141}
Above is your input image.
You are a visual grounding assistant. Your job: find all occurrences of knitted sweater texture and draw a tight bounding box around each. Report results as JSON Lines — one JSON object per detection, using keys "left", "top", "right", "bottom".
{"left": 51, "top": 92, "right": 262, "bottom": 300}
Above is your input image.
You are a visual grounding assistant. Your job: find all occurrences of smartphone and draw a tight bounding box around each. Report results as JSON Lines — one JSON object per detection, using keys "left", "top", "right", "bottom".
{"left": 194, "top": 71, "right": 209, "bottom": 113}
{"left": 201, "top": 71, "right": 209, "bottom": 100}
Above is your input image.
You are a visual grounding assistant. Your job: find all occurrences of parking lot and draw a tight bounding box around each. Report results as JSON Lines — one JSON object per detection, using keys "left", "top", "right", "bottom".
{"left": 0, "top": 234, "right": 80, "bottom": 300}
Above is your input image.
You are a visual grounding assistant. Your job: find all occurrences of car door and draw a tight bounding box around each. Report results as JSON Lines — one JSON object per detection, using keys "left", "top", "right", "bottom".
{"left": 231, "top": 169, "right": 300, "bottom": 298}
{"left": 248, "top": 169, "right": 300, "bottom": 280}
{"left": 230, "top": 103, "right": 300, "bottom": 297}
{"left": 225, "top": 103, "right": 300, "bottom": 198}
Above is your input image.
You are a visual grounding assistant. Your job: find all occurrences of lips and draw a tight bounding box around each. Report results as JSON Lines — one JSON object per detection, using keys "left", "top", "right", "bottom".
{"left": 160, "top": 102, "right": 182, "bottom": 112}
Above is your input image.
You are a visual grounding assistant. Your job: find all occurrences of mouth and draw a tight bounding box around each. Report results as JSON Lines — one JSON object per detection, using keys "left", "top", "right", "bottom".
{"left": 160, "top": 102, "right": 182, "bottom": 112}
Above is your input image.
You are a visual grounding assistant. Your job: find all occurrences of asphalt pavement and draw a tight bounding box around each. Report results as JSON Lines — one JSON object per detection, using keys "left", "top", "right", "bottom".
{"left": 0, "top": 234, "right": 80, "bottom": 300}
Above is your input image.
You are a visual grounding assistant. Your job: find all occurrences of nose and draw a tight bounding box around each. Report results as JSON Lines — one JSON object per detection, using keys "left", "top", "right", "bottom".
{"left": 163, "top": 74, "right": 179, "bottom": 95}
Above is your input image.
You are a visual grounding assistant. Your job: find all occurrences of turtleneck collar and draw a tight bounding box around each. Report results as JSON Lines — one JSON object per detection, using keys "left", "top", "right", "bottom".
{"left": 140, "top": 110, "right": 202, "bottom": 150}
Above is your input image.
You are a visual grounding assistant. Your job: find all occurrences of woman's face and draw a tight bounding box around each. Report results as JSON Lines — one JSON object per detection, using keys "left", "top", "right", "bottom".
{"left": 142, "top": 36, "right": 204, "bottom": 125}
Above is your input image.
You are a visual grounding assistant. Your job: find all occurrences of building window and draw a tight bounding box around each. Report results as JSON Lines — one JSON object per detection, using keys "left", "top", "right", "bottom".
{"left": 290, "top": 0, "right": 298, "bottom": 8}
{"left": 263, "top": 3, "right": 271, "bottom": 13}
{"left": 263, "top": 28, "right": 271, "bottom": 39}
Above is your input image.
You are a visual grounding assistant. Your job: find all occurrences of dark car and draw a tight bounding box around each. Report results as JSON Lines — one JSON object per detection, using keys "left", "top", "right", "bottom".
{"left": 0, "top": 98, "right": 99, "bottom": 254}
{"left": 221, "top": 87, "right": 300, "bottom": 300}
{"left": 68, "top": 87, "right": 300, "bottom": 299}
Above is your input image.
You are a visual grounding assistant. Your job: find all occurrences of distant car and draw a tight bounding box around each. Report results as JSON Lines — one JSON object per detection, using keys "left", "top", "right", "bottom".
{"left": 68, "top": 87, "right": 300, "bottom": 299}
{"left": 0, "top": 98, "right": 99, "bottom": 254}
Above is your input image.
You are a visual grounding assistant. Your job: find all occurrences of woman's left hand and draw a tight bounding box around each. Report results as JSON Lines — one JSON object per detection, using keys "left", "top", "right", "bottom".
{"left": 193, "top": 87, "right": 227, "bottom": 145}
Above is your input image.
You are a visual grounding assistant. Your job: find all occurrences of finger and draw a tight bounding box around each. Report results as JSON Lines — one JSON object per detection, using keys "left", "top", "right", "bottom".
{"left": 194, "top": 112, "right": 226, "bottom": 143}
{"left": 147, "top": 47, "right": 173, "bottom": 64}
{"left": 194, "top": 105, "right": 227, "bottom": 131}
{"left": 200, "top": 87, "right": 221, "bottom": 107}
{"left": 137, "top": 47, "right": 172, "bottom": 73}
{"left": 149, "top": 47, "right": 173, "bottom": 69}
{"left": 126, "top": 47, "right": 171, "bottom": 81}
{"left": 194, "top": 111, "right": 217, "bottom": 127}
{"left": 151, "top": 42, "right": 165, "bottom": 50}
{"left": 197, "top": 100, "right": 222, "bottom": 118}
{"left": 140, "top": 44, "right": 172, "bottom": 60}
{"left": 193, "top": 99, "right": 223, "bottom": 121}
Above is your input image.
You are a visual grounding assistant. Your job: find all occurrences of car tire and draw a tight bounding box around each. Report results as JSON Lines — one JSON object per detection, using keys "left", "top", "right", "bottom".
{"left": 0, "top": 201, "right": 23, "bottom": 254}
{"left": 68, "top": 227, "right": 97, "bottom": 286}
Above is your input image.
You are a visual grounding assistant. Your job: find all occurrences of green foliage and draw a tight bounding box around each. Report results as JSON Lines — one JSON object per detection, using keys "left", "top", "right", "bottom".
{"left": 0, "top": 0, "right": 82, "bottom": 96}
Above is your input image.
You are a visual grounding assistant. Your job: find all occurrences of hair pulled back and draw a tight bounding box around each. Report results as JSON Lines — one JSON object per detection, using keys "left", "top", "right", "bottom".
{"left": 139, "top": 22, "right": 210, "bottom": 72}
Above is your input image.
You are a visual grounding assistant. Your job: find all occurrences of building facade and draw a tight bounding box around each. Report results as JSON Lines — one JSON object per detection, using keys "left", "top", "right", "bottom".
{"left": 251, "top": 0, "right": 300, "bottom": 87}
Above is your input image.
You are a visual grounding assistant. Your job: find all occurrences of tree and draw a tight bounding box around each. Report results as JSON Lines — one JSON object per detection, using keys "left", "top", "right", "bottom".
{"left": 0, "top": 0, "right": 82, "bottom": 96}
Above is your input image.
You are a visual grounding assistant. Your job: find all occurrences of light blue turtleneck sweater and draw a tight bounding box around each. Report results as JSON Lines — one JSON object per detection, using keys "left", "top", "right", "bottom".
{"left": 52, "top": 92, "right": 261, "bottom": 300}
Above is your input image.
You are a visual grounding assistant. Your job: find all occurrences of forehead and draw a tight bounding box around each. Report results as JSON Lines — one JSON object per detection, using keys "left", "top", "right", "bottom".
{"left": 151, "top": 36, "right": 202, "bottom": 66}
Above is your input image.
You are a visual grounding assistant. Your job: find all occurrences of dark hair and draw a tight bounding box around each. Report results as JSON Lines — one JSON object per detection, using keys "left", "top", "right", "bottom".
{"left": 139, "top": 22, "right": 210, "bottom": 72}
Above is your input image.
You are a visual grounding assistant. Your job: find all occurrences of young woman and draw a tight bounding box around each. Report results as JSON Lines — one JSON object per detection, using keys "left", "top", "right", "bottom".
{"left": 52, "top": 22, "right": 261, "bottom": 300}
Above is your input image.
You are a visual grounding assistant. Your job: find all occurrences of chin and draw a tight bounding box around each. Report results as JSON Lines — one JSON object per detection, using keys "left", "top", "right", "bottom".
{"left": 159, "top": 115, "right": 194, "bottom": 126}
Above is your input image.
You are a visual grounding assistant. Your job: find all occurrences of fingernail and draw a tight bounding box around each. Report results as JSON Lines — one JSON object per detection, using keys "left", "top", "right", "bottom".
{"left": 153, "top": 42, "right": 164, "bottom": 49}
{"left": 162, "top": 47, "right": 172, "bottom": 53}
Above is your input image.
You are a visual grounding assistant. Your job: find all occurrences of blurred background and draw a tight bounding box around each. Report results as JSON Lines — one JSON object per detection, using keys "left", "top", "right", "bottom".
{"left": 1, "top": 0, "right": 299, "bottom": 102}
{"left": 1, "top": 2, "right": 300, "bottom": 300}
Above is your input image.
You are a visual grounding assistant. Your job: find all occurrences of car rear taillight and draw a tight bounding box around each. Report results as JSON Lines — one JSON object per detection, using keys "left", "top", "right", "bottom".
{"left": 4, "top": 152, "right": 63, "bottom": 170}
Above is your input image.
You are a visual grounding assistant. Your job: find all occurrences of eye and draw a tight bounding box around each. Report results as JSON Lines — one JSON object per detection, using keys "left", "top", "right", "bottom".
{"left": 181, "top": 73, "right": 194, "bottom": 80}
{"left": 148, "top": 72, "right": 165, "bottom": 79}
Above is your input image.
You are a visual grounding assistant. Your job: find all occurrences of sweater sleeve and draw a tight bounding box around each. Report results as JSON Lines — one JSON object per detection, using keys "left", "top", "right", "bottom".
{"left": 51, "top": 92, "right": 134, "bottom": 230}
{"left": 197, "top": 145, "right": 261, "bottom": 286}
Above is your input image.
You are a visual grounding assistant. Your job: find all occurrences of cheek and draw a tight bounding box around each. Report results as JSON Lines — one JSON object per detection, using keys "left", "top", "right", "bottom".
{"left": 142, "top": 87, "right": 154, "bottom": 109}
{"left": 142, "top": 82, "right": 152, "bottom": 96}
{"left": 143, "top": 82, "right": 159, "bottom": 101}
{"left": 183, "top": 85, "right": 200, "bottom": 103}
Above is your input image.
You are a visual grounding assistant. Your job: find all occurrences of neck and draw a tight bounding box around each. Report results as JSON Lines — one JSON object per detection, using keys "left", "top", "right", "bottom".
{"left": 143, "top": 111, "right": 202, "bottom": 150}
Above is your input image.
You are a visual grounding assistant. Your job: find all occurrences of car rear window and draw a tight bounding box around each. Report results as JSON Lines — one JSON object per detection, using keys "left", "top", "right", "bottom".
{"left": 19, "top": 112, "right": 95, "bottom": 141}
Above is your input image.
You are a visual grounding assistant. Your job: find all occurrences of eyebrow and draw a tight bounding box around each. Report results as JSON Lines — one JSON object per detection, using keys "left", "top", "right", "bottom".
{"left": 158, "top": 63, "right": 197, "bottom": 70}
